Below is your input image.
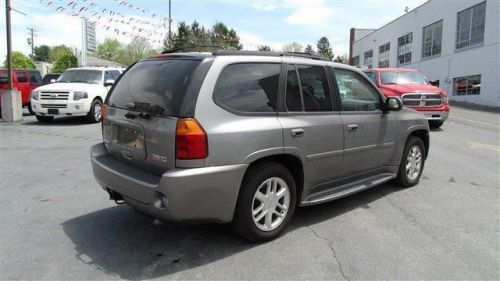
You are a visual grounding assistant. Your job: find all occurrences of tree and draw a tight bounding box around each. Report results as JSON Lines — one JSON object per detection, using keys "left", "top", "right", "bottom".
{"left": 95, "top": 38, "right": 122, "bottom": 61}
{"left": 304, "top": 44, "right": 315, "bottom": 55}
{"left": 117, "top": 38, "right": 157, "bottom": 66}
{"left": 33, "top": 45, "right": 51, "bottom": 62}
{"left": 52, "top": 54, "right": 78, "bottom": 73}
{"left": 316, "top": 37, "right": 334, "bottom": 60}
{"left": 49, "top": 45, "right": 74, "bottom": 63}
{"left": 4, "top": 51, "right": 36, "bottom": 69}
{"left": 258, "top": 45, "right": 272, "bottom": 52}
{"left": 164, "top": 21, "right": 242, "bottom": 52}
{"left": 334, "top": 54, "right": 349, "bottom": 64}
{"left": 282, "top": 42, "right": 303, "bottom": 52}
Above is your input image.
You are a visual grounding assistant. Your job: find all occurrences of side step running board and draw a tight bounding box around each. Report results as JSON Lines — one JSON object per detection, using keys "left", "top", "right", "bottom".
{"left": 302, "top": 173, "right": 396, "bottom": 206}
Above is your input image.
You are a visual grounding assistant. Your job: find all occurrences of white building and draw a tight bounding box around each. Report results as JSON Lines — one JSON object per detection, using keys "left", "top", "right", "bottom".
{"left": 350, "top": 0, "right": 500, "bottom": 107}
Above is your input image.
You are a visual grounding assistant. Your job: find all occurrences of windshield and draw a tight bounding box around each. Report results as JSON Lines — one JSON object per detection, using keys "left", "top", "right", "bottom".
{"left": 58, "top": 69, "right": 102, "bottom": 84}
{"left": 108, "top": 59, "right": 201, "bottom": 116}
{"left": 380, "top": 71, "right": 428, "bottom": 85}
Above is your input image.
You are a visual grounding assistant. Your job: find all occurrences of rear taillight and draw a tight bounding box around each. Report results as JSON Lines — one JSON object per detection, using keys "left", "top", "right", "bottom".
{"left": 101, "top": 104, "right": 107, "bottom": 132}
{"left": 175, "top": 118, "right": 208, "bottom": 160}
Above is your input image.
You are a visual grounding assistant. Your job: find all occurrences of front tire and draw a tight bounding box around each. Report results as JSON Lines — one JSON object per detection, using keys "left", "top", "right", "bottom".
{"left": 231, "top": 162, "right": 297, "bottom": 242}
{"left": 36, "top": 115, "right": 54, "bottom": 123}
{"left": 87, "top": 99, "right": 102, "bottom": 123}
{"left": 27, "top": 103, "right": 34, "bottom": 115}
{"left": 396, "top": 137, "right": 426, "bottom": 188}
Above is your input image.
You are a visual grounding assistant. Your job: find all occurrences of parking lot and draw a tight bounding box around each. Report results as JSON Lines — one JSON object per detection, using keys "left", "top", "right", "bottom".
{"left": 0, "top": 105, "right": 498, "bottom": 280}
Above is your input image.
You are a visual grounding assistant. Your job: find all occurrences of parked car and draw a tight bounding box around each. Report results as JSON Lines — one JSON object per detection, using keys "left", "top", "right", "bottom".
{"left": 0, "top": 69, "right": 42, "bottom": 114}
{"left": 91, "top": 51, "right": 430, "bottom": 241}
{"left": 30, "top": 66, "right": 123, "bottom": 123}
{"left": 363, "top": 68, "right": 449, "bottom": 128}
{"left": 41, "top": 73, "right": 61, "bottom": 85}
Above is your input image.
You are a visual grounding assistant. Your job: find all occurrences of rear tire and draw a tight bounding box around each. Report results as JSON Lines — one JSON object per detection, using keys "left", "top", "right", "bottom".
{"left": 87, "top": 99, "right": 102, "bottom": 123}
{"left": 395, "top": 136, "right": 426, "bottom": 188}
{"left": 36, "top": 115, "right": 54, "bottom": 123}
{"left": 231, "top": 162, "right": 296, "bottom": 242}
{"left": 429, "top": 121, "right": 444, "bottom": 129}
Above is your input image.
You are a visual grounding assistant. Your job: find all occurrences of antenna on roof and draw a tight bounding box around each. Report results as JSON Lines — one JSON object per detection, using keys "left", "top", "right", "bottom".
{"left": 404, "top": 6, "right": 409, "bottom": 13}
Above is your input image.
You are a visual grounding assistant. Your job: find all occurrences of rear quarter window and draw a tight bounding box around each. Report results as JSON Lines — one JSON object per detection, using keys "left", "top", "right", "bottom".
{"left": 213, "top": 63, "right": 280, "bottom": 113}
{"left": 107, "top": 59, "right": 202, "bottom": 117}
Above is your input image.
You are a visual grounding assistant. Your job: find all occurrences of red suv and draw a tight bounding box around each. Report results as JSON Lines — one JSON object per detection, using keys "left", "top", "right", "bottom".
{"left": 0, "top": 69, "right": 42, "bottom": 114}
{"left": 364, "top": 68, "right": 449, "bottom": 128}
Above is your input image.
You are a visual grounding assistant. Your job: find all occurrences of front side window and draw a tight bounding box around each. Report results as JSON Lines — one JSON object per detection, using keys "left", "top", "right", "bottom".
{"left": 456, "top": 1, "right": 486, "bottom": 49}
{"left": 422, "top": 20, "right": 443, "bottom": 58}
{"left": 214, "top": 63, "right": 280, "bottom": 113}
{"left": 378, "top": 43, "right": 390, "bottom": 68}
{"left": 453, "top": 75, "right": 481, "bottom": 96}
{"left": 363, "top": 50, "right": 373, "bottom": 68}
{"left": 397, "top": 33, "right": 413, "bottom": 65}
{"left": 58, "top": 69, "right": 102, "bottom": 84}
{"left": 334, "top": 69, "right": 381, "bottom": 111}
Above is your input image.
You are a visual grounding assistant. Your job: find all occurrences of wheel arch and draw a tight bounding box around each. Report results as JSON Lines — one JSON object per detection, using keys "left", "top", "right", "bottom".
{"left": 243, "top": 154, "right": 305, "bottom": 206}
{"left": 408, "top": 129, "right": 429, "bottom": 159}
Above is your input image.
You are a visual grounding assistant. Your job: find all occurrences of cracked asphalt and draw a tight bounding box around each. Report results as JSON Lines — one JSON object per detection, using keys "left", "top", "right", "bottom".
{"left": 0, "top": 105, "right": 499, "bottom": 280}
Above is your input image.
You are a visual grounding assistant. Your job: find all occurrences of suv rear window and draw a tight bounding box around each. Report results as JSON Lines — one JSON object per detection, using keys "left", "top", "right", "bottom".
{"left": 108, "top": 59, "right": 201, "bottom": 117}
{"left": 214, "top": 63, "right": 280, "bottom": 113}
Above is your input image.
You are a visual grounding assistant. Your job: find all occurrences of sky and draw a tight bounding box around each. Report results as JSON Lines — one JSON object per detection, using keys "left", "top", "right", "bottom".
{"left": 0, "top": 0, "right": 428, "bottom": 62}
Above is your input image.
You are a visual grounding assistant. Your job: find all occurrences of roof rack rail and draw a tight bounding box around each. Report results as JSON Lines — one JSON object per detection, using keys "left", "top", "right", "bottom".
{"left": 215, "top": 50, "right": 329, "bottom": 61}
{"left": 161, "top": 45, "right": 237, "bottom": 54}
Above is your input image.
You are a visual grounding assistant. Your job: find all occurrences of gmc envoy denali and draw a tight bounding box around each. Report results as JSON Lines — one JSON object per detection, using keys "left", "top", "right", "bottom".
{"left": 91, "top": 51, "right": 430, "bottom": 241}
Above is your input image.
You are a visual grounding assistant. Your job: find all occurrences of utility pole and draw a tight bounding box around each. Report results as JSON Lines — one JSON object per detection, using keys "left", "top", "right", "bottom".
{"left": 27, "top": 27, "right": 37, "bottom": 58}
{"left": 168, "top": 0, "right": 172, "bottom": 44}
{"left": 5, "top": 0, "right": 13, "bottom": 89}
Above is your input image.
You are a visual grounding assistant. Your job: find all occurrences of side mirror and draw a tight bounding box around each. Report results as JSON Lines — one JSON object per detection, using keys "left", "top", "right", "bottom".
{"left": 104, "top": 79, "right": 115, "bottom": 87}
{"left": 385, "top": 97, "right": 402, "bottom": 112}
{"left": 50, "top": 79, "right": 56, "bottom": 83}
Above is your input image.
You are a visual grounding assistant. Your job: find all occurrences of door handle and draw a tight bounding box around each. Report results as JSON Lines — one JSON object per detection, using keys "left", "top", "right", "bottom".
{"left": 291, "top": 128, "right": 305, "bottom": 137}
{"left": 347, "top": 124, "right": 359, "bottom": 131}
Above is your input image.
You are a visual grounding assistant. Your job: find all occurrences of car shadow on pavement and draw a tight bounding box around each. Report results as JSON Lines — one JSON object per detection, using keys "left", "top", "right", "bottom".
{"left": 62, "top": 183, "right": 400, "bottom": 279}
{"left": 22, "top": 116, "right": 93, "bottom": 126}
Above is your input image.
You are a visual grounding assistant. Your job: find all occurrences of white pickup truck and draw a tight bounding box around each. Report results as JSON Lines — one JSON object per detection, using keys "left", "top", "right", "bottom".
{"left": 31, "top": 66, "right": 124, "bottom": 123}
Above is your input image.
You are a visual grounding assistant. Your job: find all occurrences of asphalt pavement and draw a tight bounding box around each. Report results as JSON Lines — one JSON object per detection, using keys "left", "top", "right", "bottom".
{"left": 0, "top": 106, "right": 499, "bottom": 280}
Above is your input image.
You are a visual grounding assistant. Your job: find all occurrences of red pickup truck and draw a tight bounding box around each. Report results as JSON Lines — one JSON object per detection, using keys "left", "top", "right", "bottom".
{"left": 363, "top": 68, "right": 449, "bottom": 128}
{"left": 0, "top": 69, "right": 42, "bottom": 114}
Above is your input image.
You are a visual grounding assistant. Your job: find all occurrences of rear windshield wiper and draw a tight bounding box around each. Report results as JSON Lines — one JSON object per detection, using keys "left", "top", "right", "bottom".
{"left": 125, "top": 102, "right": 166, "bottom": 116}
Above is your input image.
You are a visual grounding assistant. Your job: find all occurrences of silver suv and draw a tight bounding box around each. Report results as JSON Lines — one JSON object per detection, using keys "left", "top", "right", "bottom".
{"left": 91, "top": 51, "right": 429, "bottom": 241}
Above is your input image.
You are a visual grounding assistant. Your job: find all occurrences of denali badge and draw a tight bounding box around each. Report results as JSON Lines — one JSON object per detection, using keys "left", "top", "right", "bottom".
{"left": 151, "top": 154, "right": 167, "bottom": 163}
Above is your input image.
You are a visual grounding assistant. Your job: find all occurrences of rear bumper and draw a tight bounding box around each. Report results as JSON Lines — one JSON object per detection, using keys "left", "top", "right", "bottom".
{"left": 91, "top": 142, "right": 248, "bottom": 223}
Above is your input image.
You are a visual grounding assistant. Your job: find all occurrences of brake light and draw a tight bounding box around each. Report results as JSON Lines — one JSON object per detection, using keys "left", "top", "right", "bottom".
{"left": 175, "top": 118, "right": 208, "bottom": 160}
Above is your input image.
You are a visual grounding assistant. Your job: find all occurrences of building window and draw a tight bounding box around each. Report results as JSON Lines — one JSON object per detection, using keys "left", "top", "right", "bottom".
{"left": 378, "top": 43, "right": 390, "bottom": 68}
{"left": 422, "top": 20, "right": 443, "bottom": 58}
{"left": 351, "top": 56, "right": 359, "bottom": 66}
{"left": 453, "top": 75, "right": 481, "bottom": 96}
{"left": 397, "top": 33, "right": 412, "bottom": 65}
{"left": 364, "top": 50, "right": 373, "bottom": 68}
{"left": 456, "top": 1, "right": 486, "bottom": 49}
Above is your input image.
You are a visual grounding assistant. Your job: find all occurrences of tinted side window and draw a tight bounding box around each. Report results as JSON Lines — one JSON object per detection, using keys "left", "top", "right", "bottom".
{"left": 29, "top": 71, "right": 42, "bottom": 83}
{"left": 214, "top": 63, "right": 280, "bottom": 113}
{"left": 297, "top": 65, "right": 332, "bottom": 112}
{"left": 15, "top": 71, "right": 28, "bottom": 83}
{"left": 334, "top": 69, "right": 381, "bottom": 111}
{"left": 285, "top": 65, "right": 302, "bottom": 112}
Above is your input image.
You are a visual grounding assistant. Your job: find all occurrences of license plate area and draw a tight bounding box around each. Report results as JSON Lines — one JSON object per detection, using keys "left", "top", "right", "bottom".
{"left": 115, "top": 124, "right": 144, "bottom": 150}
{"left": 48, "top": 109, "right": 59, "bottom": 114}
